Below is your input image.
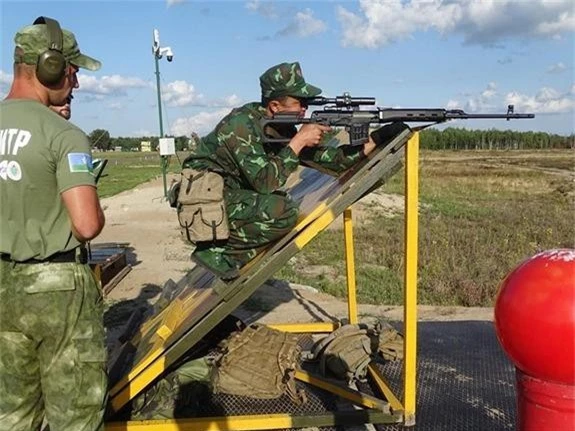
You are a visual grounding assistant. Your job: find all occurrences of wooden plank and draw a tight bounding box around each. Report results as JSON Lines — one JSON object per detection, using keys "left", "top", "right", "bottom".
{"left": 103, "top": 265, "right": 132, "bottom": 295}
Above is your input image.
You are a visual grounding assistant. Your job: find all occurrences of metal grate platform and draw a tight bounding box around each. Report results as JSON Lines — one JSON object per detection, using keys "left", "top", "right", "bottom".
{"left": 365, "top": 320, "right": 516, "bottom": 430}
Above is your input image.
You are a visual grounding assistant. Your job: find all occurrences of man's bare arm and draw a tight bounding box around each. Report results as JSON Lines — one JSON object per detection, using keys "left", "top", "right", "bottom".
{"left": 61, "top": 185, "right": 105, "bottom": 241}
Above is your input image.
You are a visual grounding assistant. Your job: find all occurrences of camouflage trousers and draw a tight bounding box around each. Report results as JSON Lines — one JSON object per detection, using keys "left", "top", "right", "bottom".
{"left": 0, "top": 260, "right": 107, "bottom": 431}
{"left": 221, "top": 189, "right": 299, "bottom": 265}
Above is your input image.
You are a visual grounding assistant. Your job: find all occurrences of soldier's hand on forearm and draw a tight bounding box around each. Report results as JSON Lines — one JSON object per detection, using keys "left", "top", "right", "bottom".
{"left": 288, "top": 124, "right": 331, "bottom": 154}
{"left": 370, "top": 122, "right": 410, "bottom": 147}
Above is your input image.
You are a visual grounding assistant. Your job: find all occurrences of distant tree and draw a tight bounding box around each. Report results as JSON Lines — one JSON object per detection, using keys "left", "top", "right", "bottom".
{"left": 88, "top": 129, "right": 111, "bottom": 151}
{"left": 174, "top": 136, "right": 189, "bottom": 151}
{"left": 420, "top": 128, "right": 573, "bottom": 151}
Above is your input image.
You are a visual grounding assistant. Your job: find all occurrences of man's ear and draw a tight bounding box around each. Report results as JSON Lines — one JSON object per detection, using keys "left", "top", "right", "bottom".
{"left": 268, "top": 100, "right": 281, "bottom": 114}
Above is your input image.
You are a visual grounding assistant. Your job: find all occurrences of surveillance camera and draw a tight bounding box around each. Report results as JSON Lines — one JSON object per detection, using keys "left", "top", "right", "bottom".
{"left": 160, "top": 47, "right": 174, "bottom": 62}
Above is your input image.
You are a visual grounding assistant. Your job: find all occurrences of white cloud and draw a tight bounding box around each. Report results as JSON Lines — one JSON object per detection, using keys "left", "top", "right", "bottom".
{"left": 131, "top": 129, "right": 154, "bottom": 137}
{"left": 78, "top": 74, "right": 149, "bottom": 96}
{"left": 166, "top": 0, "right": 185, "bottom": 7}
{"left": 446, "top": 83, "right": 574, "bottom": 115}
{"left": 450, "top": 82, "right": 500, "bottom": 112}
{"left": 337, "top": 0, "right": 574, "bottom": 48}
{"left": 0, "top": 70, "right": 12, "bottom": 99}
{"left": 0, "top": 70, "right": 12, "bottom": 86}
{"left": 547, "top": 62, "right": 567, "bottom": 73}
{"left": 506, "top": 87, "right": 575, "bottom": 113}
{"left": 206, "top": 94, "right": 242, "bottom": 108}
{"left": 170, "top": 108, "right": 232, "bottom": 136}
{"left": 107, "top": 102, "right": 124, "bottom": 110}
{"left": 246, "top": 0, "right": 279, "bottom": 19}
{"left": 277, "top": 8, "right": 327, "bottom": 38}
{"left": 481, "top": 82, "right": 498, "bottom": 99}
{"left": 161, "top": 80, "right": 241, "bottom": 108}
{"left": 162, "top": 80, "right": 205, "bottom": 107}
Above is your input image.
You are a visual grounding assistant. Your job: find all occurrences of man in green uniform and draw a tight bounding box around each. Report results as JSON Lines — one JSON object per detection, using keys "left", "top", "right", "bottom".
{"left": 182, "top": 62, "right": 387, "bottom": 279}
{"left": 0, "top": 17, "right": 107, "bottom": 431}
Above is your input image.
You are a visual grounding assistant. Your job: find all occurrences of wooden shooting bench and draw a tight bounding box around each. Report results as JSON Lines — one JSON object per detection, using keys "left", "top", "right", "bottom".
{"left": 104, "top": 128, "right": 420, "bottom": 430}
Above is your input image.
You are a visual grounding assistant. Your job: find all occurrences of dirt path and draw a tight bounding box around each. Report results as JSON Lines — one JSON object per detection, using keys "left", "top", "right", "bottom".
{"left": 97, "top": 176, "right": 494, "bottom": 327}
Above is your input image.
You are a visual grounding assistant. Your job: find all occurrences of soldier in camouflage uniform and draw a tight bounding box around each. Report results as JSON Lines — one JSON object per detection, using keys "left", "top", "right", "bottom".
{"left": 183, "top": 62, "right": 381, "bottom": 279}
{"left": 0, "top": 17, "right": 107, "bottom": 431}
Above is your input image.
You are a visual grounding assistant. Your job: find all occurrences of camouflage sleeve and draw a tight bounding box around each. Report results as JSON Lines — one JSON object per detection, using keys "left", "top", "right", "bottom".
{"left": 219, "top": 113, "right": 300, "bottom": 194}
{"left": 299, "top": 144, "right": 365, "bottom": 174}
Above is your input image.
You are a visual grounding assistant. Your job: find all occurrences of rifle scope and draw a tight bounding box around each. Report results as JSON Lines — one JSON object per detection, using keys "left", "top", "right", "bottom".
{"left": 307, "top": 93, "right": 375, "bottom": 108}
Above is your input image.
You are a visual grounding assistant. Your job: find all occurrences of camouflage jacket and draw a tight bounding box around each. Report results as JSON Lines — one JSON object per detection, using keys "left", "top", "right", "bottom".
{"left": 182, "top": 102, "right": 365, "bottom": 194}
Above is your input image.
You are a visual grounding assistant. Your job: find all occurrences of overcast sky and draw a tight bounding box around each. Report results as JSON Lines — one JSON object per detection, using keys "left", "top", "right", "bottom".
{"left": 1, "top": 0, "right": 573, "bottom": 137}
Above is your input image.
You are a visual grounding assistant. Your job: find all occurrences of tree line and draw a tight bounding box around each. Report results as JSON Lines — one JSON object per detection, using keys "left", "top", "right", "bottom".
{"left": 88, "top": 127, "right": 574, "bottom": 152}
{"left": 419, "top": 127, "right": 573, "bottom": 150}
{"left": 88, "top": 129, "right": 195, "bottom": 152}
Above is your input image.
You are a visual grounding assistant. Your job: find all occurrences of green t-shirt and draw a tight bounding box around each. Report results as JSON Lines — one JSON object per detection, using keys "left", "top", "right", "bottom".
{"left": 0, "top": 99, "right": 96, "bottom": 261}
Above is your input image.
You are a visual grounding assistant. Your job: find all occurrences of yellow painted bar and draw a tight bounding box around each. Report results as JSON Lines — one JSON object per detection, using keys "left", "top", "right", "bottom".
{"left": 295, "top": 370, "right": 389, "bottom": 412}
{"left": 156, "top": 298, "right": 184, "bottom": 340}
{"left": 105, "top": 410, "right": 398, "bottom": 431}
{"left": 265, "top": 322, "right": 339, "bottom": 333}
{"left": 294, "top": 209, "right": 338, "bottom": 249}
{"left": 110, "top": 355, "right": 167, "bottom": 413}
{"left": 294, "top": 202, "right": 328, "bottom": 231}
{"left": 367, "top": 363, "right": 404, "bottom": 413}
{"left": 109, "top": 334, "right": 168, "bottom": 398}
{"left": 105, "top": 414, "right": 297, "bottom": 431}
{"left": 402, "top": 131, "right": 419, "bottom": 426}
{"left": 343, "top": 208, "right": 358, "bottom": 324}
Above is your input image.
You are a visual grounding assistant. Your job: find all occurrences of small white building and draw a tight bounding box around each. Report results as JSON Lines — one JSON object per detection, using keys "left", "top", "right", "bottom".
{"left": 141, "top": 141, "right": 152, "bottom": 152}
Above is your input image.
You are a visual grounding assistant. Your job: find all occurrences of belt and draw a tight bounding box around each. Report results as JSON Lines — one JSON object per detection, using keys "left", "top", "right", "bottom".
{"left": 0, "top": 247, "right": 89, "bottom": 265}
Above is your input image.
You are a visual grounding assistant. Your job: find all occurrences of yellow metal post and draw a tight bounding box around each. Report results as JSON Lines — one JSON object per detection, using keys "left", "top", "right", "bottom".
{"left": 402, "top": 131, "right": 419, "bottom": 426}
{"left": 343, "top": 208, "right": 358, "bottom": 324}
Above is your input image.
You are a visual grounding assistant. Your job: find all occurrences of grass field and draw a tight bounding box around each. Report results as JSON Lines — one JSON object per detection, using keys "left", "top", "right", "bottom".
{"left": 96, "top": 149, "right": 574, "bottom": 307}
{"left": 278, "top": 149, "right": 574, "bottom": 307}
{"left": 95, "top": 151, "right": 190, "bottom": 198}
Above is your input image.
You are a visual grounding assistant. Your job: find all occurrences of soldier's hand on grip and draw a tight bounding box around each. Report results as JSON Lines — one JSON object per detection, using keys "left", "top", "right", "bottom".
{"left": 297, "top": 123, "right": 331, "bottom": 147}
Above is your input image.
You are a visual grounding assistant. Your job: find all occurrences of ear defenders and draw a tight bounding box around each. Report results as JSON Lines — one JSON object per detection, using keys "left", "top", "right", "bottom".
{"left": 33, "top": 16, "right": 66, "bottom": 86}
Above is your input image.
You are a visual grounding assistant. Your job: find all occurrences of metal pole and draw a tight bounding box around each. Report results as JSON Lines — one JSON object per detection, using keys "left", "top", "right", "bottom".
{"left": 403, "top": 131, "right": 419, "bottom": 426}
{"left": 154, "top": 52, "right": 168, "bottom": 198}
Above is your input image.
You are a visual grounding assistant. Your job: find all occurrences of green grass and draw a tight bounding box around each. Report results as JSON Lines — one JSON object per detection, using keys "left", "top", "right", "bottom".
{"left": 278, "top": 149, "right": 575, "bottom": 307}
{"left": 95, "top": 151, "right": 189, "bottom": 198}
{"left": 97, "top": 149, "right": 574, "bottom": 307}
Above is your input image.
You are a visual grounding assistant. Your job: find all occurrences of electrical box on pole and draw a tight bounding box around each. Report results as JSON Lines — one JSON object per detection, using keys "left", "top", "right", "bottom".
{"left": 159, "top": 137, "right": 176, "bottom": 156}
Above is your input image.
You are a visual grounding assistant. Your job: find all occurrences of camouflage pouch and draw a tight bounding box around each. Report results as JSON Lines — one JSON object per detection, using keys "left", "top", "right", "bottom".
{"left": 212, "top": 324, "right": 306, "bottom": 405}
{"left": 177, "top": 168, "right": 229, "bottom": 243}
{"left": 309, "top": 322, "right": 403, "bottom": 383}
{"left": 312, "top": 324, "right": 374, "bottom": 383}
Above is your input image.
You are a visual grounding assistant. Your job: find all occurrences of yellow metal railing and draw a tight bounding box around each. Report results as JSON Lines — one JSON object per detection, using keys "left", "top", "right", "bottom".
{"left": 105, "top": 131, "right": 420, "bottom": 430}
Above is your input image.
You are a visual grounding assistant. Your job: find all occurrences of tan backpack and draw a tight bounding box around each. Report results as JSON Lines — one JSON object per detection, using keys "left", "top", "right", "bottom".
{"left": 175, "top": 168, "right": 229, "bottom": 243}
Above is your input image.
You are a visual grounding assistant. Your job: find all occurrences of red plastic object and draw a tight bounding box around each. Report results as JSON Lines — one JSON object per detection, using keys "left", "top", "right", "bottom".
{"left": 516, "top": 369, "right": 575, "bottom": 431}
{"left": 495, "top": 249, "right": 575, "bottom": 431}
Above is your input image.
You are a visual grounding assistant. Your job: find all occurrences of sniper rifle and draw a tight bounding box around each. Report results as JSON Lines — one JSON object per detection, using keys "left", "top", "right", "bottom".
{"left": 262, "top": 93, "right": 535, "bottom": 146}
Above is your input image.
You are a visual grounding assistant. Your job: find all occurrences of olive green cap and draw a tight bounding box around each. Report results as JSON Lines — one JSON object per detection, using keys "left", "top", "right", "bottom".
{"left": 260, "top": 62, "right": 321, "bottom": 99}
{"left": 14, "top": 23, "right": 101, "bottom": 71}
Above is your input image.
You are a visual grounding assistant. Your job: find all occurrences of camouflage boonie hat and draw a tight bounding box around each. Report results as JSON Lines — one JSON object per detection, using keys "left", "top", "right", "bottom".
{"left": 260, "top": 62, "right": 321, "bottom": 99}
{"left": 14, "top": 23, "right": 101, "bottom": 71}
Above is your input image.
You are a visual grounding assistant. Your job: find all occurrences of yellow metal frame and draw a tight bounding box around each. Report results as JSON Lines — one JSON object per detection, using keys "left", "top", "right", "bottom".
{"left": 105, "top": 132, "right": 419, "bottom": 430}
{"left": 270, "top": 131, "right": 420, "bottom": 426}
